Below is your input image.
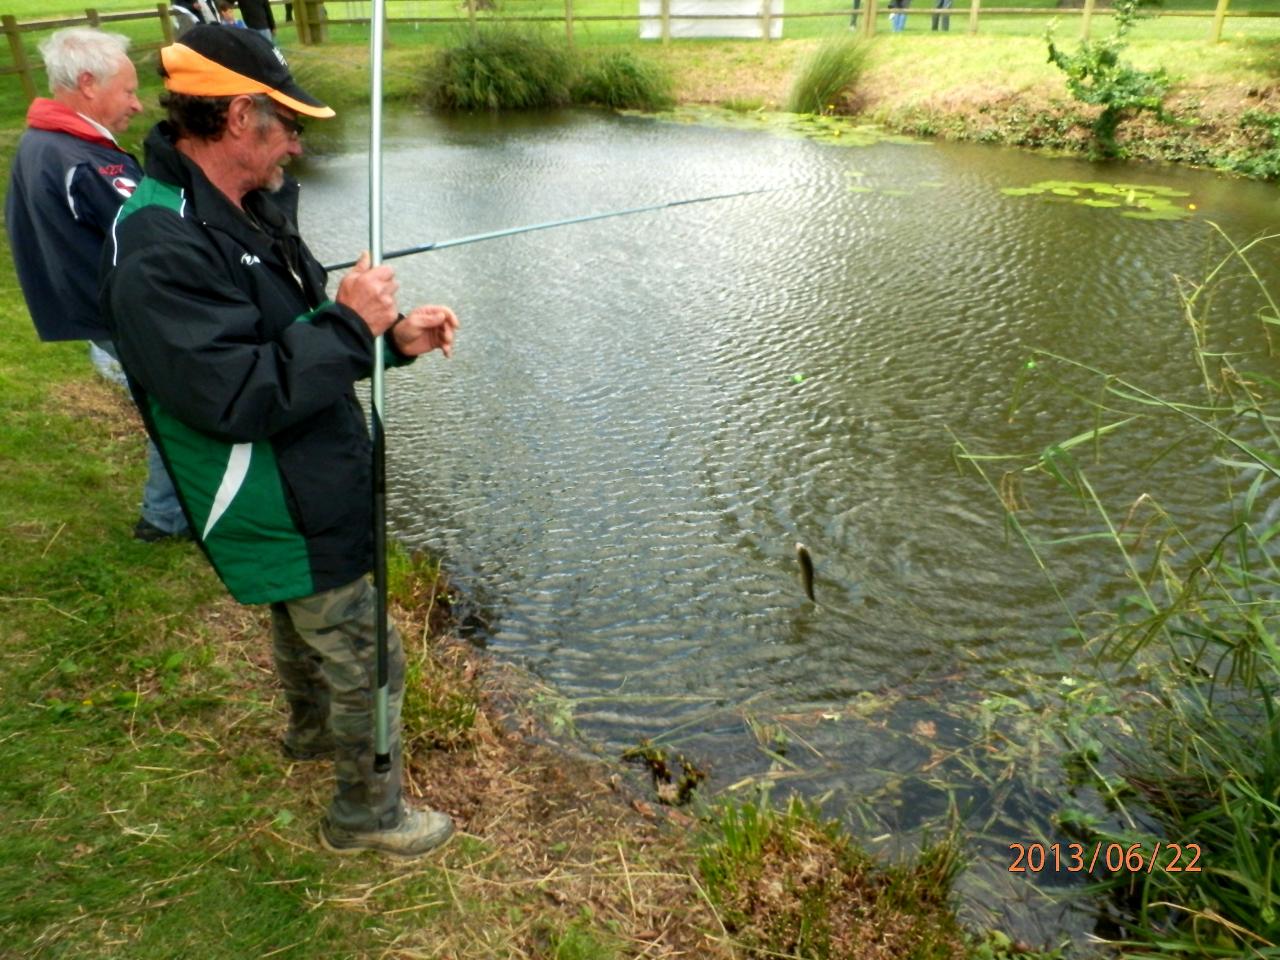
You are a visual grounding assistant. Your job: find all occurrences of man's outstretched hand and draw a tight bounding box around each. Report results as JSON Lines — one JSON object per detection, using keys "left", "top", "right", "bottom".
{"left": 391, "top": 305, "right": 459, "bottom": 359}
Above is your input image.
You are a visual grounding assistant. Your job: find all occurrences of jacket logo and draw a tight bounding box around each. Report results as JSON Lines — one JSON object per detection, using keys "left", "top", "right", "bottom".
{"left": 240, "top": 253, "right": 261, "bottom": 266}
{"left": 111, "top": 176, "right": 137, "bottom": 198}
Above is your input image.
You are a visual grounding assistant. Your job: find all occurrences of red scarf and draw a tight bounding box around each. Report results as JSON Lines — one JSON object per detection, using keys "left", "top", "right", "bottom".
{"left": 25, "top": 98, "right": 119, "bottom": 150}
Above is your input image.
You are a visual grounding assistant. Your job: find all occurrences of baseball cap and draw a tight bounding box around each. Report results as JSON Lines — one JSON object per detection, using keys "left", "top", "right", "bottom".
{"left": 159, "top": 25, "right": 334, "bottom": 119}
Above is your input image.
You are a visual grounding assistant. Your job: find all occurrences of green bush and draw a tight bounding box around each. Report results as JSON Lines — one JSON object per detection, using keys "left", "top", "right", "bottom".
{"left": 427, "top": 26, "right": 573, "bottom": 111}
{"left": 1046, "top": 0, "right": 1172, "bottom": 158}
{"left": 572, "top": 51, "right": 673, "bottom": 111}
{"left": 785, "top": 35, "right": 869, "bottom": 116}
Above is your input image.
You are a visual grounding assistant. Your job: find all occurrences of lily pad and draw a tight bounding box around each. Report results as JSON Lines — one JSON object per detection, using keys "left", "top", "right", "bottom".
{"left": 1001, "top": 179, "right": 1194, "bottom": 222}
{"left": 644, "top": 106, "right": 924, "bottom": 149}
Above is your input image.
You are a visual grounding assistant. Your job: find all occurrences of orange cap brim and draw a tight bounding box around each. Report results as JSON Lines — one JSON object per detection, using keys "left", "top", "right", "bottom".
{"left": 160, "top": 43, "right": 335, "bottom": 119}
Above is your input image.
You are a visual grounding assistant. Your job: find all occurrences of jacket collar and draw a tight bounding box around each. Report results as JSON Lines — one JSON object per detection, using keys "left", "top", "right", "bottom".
{"left": 143, "top": 122, "right": 303, "bottom": 255}
{"left": 26, "top": 98, "right": 121, "bottom": 150}
{"left": 143, "top": 122, "right": 323, "bottom": 304}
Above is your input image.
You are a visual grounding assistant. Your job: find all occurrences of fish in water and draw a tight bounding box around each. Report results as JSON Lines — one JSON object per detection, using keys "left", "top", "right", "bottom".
{"left": 795, "top": 542, "right": 816, "bottom": 602}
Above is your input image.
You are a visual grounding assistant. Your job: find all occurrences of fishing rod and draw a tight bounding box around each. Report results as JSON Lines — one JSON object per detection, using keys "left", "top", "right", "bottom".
{"left": 323, "top": 185, "right": 782, "bottom": 273}
{"left": 369, "top": 0, "right": 392, "bottom": 775}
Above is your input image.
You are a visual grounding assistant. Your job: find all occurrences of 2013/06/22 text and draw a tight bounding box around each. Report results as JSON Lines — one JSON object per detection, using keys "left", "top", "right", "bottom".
{"left": 1008, "top": 842, "right": 1202, "bottom": 875}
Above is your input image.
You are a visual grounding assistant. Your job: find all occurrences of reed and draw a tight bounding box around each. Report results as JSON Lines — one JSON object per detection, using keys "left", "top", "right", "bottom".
{"left": 572, "top": 50, "right": 674, "bottom": 111}
{"left": 784, "top": 34, "right": 869, "bottom": 116}
{"left": 426, "top": 26, "right": 574, "bottom": 111}
{"left": 960, "top": 227, "right": 1280, "bottom": 956}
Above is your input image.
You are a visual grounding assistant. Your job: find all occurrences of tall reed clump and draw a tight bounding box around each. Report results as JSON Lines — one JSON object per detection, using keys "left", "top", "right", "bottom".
{"left": 427, "top": 26, "right": 573, "bottom": 111}
{"left": 572, "top": 51, "right": 674, "bottom": 111}
{"left": 961, "top": 228, "right": 1280, "bottom": 956}
{"left": 785, "top": 35, "right": 869, "bottom": 116}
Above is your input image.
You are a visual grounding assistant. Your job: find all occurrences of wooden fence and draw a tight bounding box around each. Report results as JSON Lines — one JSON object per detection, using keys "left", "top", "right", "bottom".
{"left": 2, "top": 0, "right": 1273, "bottom": 99}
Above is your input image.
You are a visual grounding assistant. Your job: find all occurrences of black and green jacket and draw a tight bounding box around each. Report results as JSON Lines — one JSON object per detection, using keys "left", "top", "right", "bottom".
{"left": 101, "top": 122, "right": 407, "bottom": 604}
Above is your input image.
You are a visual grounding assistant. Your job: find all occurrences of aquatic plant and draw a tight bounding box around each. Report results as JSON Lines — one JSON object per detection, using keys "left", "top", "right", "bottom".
{"left": 960, "top": 228, "right": 1280, "bottom": 955}
{"left": 999, "top": 180, "right": 1194, "bottom": 221}
{"left": 785, "top": 34, "right": 869, "bottom": 117}
{"left": 1046, "top": 0, "right": 1173, "bottom": 159}
{"left": 572, "top": 50, "right": 673, "bottom": 111}
{"left": 426, "top": 26, "right": 573, "bottom": 111}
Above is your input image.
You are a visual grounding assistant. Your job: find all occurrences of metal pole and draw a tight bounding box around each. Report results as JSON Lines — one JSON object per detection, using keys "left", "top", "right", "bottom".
{"left": 369, "top": 0, "right": 392, "bottom": 775}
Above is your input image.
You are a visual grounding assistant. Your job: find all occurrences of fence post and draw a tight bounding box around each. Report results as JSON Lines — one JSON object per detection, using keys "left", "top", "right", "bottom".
{"left": 660, "top": 0, "right": 670, "bottom": 44}
{"left": 565, "top": 0, "right": 573, "bottom": 44}
{"left": 967, "top": 0, "right": 979, "bottom": 34}
{"left": 861, "top": 0, "right": 876, "bottom": 37}
{"left": 1210, "top": 0, "right": 1229, "bottom": 42}
{"left": 761, "top": 0, "right": 771, "bottom": 40}
{"left": 157, "top": 2, "right": 174, "bottom": 43}
{"left": 311, "top": 1, "right": 327, "bottom": 42}
{"left": 467, "top": 0, "right": 476, "bottom": 30}
{"left": 3, "top": 15, "right": 37, "bottom": 102}
{"left": 295, "top": 0, "right": 312, "bottom": 43}
{"left": 1081, "top": 0, "right": 1095, "bottom": 40}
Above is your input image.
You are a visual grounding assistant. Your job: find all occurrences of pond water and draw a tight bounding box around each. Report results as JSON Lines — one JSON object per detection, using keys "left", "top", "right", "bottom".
{"left": 298, "top": 107, "right": 1280, "bottom": 945}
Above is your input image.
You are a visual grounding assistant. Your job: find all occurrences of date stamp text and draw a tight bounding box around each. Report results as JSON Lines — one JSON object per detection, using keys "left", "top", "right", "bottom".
{"left": 1008, "top": 842, "right": 1202, "bottom": 875}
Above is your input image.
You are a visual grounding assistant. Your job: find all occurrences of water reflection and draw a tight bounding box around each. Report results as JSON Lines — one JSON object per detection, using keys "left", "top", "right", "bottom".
{"left": 299, "top": 107, "right": 1280, "bottom": 944}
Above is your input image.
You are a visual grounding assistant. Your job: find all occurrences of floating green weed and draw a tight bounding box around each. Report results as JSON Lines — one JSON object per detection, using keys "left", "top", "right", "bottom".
{"left": 647, "top": 106, "right": 920, "bottom": 149}
{"left": 1000, "top": 180, "right": 1194, "bottom": 221}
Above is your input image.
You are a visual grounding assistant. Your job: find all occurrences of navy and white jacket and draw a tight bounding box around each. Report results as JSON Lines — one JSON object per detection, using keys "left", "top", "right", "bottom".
{"left": 6, "top": 99, "right": 141, "bottom": 341}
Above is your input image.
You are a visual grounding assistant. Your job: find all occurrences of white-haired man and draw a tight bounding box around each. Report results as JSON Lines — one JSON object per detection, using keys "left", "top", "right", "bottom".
{"left": 6, "top": 27, "right": 189, "bottom": 542}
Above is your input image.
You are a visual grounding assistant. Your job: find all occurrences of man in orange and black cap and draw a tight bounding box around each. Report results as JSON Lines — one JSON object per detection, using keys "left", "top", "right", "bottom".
{"left": 100, "top": 25, "right": 459, "bottom": 860}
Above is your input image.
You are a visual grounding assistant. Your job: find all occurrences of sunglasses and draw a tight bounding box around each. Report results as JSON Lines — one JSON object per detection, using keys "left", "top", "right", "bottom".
{"left": 270, "top": 107, "right": 304, "bottom": 139}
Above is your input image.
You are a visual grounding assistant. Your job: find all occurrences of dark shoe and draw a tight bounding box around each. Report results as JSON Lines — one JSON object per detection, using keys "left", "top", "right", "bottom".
{"left": 132, "top": 519, "right": 191, "bottom": 543}
{"left": 281, "top": 736, "right": 335, "bottom": 761}
{"left": 319, "top": 806, "right": 455, "bottom": 860}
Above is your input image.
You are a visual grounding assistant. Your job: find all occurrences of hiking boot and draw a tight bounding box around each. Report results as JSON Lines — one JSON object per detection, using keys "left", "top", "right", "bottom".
{"left": 319, "top": 806, "right": 455, "bottom": 860}
{"left": 281, "top": 736, "right": 335, "bottom": 762}
{"left": 133, "top": 518, "right": 191, "bottom": 543}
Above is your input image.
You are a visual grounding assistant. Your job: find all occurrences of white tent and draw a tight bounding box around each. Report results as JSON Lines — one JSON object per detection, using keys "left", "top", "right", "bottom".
{"left": 638, "top": 0, "right": 784, "bottom": 40}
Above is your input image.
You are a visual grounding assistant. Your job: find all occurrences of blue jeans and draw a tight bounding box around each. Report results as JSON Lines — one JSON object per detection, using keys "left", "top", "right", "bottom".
{"left": 91, "top": 340, "right": 190, "bottom": 536}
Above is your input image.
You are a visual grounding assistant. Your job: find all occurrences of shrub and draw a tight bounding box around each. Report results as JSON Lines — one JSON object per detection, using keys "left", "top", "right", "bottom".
{"left": 1046, "top": 0, "right": 1172, "bottom": 158}
{"left": 427, "top": 26, "right": 573, "bottom": 111}
{"left": 572, "top": 51, "right": 673, "bottom": 111}
{"left": 785, "top": 35, "right": 869, "bottom": 116}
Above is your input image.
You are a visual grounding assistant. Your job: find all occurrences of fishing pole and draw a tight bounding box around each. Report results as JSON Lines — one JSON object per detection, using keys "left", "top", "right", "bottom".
{"left": 369, "top": 0, "right": 392, "bottom": 775}
{"left": 323, "top": 185, "right": 783, "bottom": 273}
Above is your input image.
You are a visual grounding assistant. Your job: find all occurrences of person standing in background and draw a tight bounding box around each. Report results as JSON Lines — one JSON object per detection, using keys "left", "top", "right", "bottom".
{"left": 889, "top": 0, "right": 910, "bottom": 31}
{"left": 236, "top": 0, "right": 276, "bottom": 44}
{"left": 5, "top": 27, "right": 190, "bottom": 542}
{"left": 932, "top": 0, "right": 952, "bottom": 31}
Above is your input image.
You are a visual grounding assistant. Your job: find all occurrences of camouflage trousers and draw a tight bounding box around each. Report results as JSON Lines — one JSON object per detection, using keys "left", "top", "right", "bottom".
{"left": 270, "top": 576, "right": 405, "bottom": 832}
